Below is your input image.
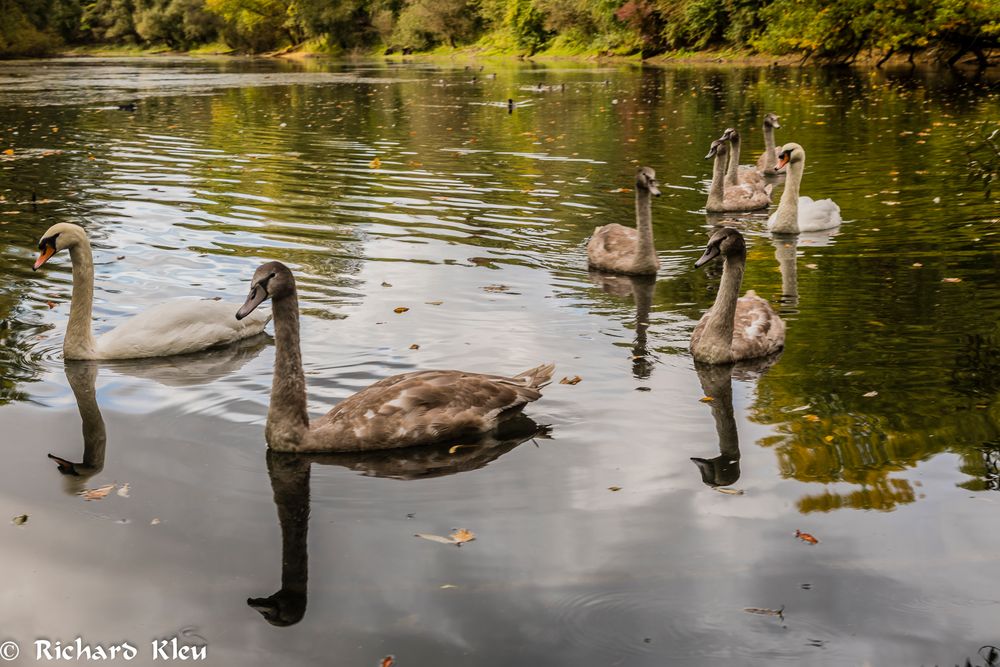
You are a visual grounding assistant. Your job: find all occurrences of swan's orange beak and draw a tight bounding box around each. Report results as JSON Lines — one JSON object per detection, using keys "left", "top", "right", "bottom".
{"left": 33, "top": 245, "right": 55, "bottom": 271}
{"left": 776, "top": 152, "right": 790, "bottom": 171}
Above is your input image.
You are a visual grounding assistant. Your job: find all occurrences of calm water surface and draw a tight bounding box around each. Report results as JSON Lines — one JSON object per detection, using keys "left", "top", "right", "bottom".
{"left": 1, "top": 58, "right": 999, "bottom": 666}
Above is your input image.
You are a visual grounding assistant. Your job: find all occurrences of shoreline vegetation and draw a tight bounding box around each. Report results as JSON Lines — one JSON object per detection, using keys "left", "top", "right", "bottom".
{"left": 2, "top": 0, "right": 997, "bottom": 68}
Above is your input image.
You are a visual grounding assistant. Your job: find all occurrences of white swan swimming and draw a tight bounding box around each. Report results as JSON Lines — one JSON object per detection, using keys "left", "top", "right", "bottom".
{"left": 236, "top": 261, "right": 553, "bottom": 453}
{"left": 33, "top": 223, "right": 270, "bottom": 360}
{"left": 767, "top": 143, "right": 842, "bottom": 233}
{"left": 587, "top": 167, "right": 661, "bottom": 275}
{"left": 690, "top": 228, "right": 785, "bottom": 364}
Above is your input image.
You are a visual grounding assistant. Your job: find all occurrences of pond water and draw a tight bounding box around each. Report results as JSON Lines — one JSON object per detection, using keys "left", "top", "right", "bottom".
{"left": 0, "top": 57, "right": 998, "bottom": 666}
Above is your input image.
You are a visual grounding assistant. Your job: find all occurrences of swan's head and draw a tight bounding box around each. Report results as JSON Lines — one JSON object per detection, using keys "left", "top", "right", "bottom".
{"left": 237, "top": 261, "right": 295, "bottom": 320}
{"left": 635, "top": 166, "right": 660, "bottom": 196}
{"left": 705, "top": 138, "right": 728, "bottom": 160}
{"left": 764, "top": 113, "right": 780, "bottom": 129}
{"left": 33, "top": 222, "right": 87, "bottom": 271}
{"left": 775, "top": 142, "right": 805, "bottom": 171}
{"left": 695, "top": 227, "right": 745, "bottom": 268}
{"left": 720, "top": 127, "right": 740, "bottom": 143}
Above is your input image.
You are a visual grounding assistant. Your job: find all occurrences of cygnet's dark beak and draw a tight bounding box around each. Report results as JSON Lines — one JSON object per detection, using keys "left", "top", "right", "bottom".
{"left": 695, "top": 245, "right": 720, "bottom": 268}
{"left": 236, "top": 283, "right": 268, "bottom": 320}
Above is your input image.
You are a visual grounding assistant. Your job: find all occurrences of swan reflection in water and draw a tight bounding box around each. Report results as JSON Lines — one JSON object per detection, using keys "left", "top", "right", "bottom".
{"left": 690, "top": 356, "right": 780, "bottom": 489}
{"left": 48, "top": 336, "right": 268, "bottom": 493}
{"left": 248, "top": 415, "right": 550, "bottom": 627}
{"left": 589, "top": 271, "right": 656, "bottom": 379}
{"left": 770, "top": 229, "right": 839, "bottom": 311}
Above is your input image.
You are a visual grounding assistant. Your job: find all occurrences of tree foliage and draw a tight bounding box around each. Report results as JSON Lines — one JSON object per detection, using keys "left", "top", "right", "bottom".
{"left": 0, "top": 0, "right": 996, "bottom": 61}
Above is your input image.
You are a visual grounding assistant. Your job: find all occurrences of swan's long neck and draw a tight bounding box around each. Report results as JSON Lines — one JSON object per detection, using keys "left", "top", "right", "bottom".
{"left": 726, "top": 136, "right": 742, "bottom": 186}
{"left": 267, "top": 291, "right": 310, "bottom": 451}
{"left": 703, "top": 254, "right": 745, "bottom": 355}
{"left": 633, "top": 188, "right": 656, "bottom": 272}
{"left": 65, "top": 241, "right": 98, "bottom": 360}
{"left": 771, "top": 159, "right": 804, "bottom": 233}
{"left": 763, "top": 125, "right": 776, "bottom": 170}
{"left": 707, "top": 151, "right": 727, "bottom": 210}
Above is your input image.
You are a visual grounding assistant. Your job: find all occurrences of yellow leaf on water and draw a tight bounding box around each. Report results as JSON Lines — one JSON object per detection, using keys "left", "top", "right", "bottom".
{"left": 699, "top": 396, "right": 714, "bottom": 403}
{"left": 393, "top": 307, "right": 409, "bottom": 314}
{"left": 824, "top": 435, "right": 834, "bottom": 443}
{"left": 369, "top": 157, "right": 382, "bottom": 169}
{"left": 449, "top": 529, "right": 475, "bottom": 544}
{"left": 804, "top": 414, "right": 820, "bottom": 422}
{"left": 2, "top": 149, "right": 12, "bottom": 156}
{"left": 80, "top": 484, "right": 115, "bottom": 501}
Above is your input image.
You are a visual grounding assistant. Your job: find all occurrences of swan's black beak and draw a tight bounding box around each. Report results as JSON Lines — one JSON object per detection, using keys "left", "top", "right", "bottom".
{"left": 772, "top": 120, "right": 781, "bottom": 129}
{"left": 649, "top": 181, "right": 661, "bottom": 197}
{"left": 236, "top": 283, "right": 268, "bottom": 320}
{"left": 695, "top": 245, "right": 720, "bottom": 268}
{"left": 705, "top": 145, "right": 718, "bottom": 159}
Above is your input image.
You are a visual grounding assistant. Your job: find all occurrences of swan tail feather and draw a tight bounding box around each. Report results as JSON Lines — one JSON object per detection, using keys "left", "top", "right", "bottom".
{"left": 514, "top": 362, "right": 555, "bottom": 389}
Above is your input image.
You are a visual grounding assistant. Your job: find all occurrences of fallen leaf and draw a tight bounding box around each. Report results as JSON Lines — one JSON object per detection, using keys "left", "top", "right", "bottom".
{"left": 409, "top": 344, "right": 420, "bottom": 350}
{"left": 712, "top": 487, "right": 744, "bottom": 495}
{"left": 795, "top": 529, "right": 819, "bottom": 545}
{"left": 80, "top": 483, "right": 115, "bottom": 501}
{"left": 439, "top": 584, "right": 457, "bottom": 589}
{"left": 381, "top": 281, "right": 392, "bottom": 287}
{"left": 117, "top": 255, "right": 125, "bottom": 260}
{"left": 393, "top": 307, "right": 409, "bottom": 314}
{"left": 699, "top": 396, "right": 714, "bottom": 403}
{"left": 804, "top": 414, "right": 820, "bottom": 422}
{"left": 150, "top": 518, "right": 161, "bottom": 525}
{"left": 117, "top": 483, "right": 130, "bottom": 498}
{"left": 369, "top": 157, "right": 382, "bottom": 169}
{"left": 415, "top": 533, "right": 458, "bottom": 545}
{"left": 380, "top": 656, "right": 395, "bottom": 667}
{"left": 824, "top": 435, "right": 834, "bottom": 443}
{"left": 450, "top": 529, "right": 475, "bottom": 544}
{"left": 46, "top": 301, "right": 56, "bottom": 309}
{"left": 560, "top": 375, "right": 582, "bottom": 385}
{"left": 482, "top": 284, "right": 510, "bottom": 293}
{"left": 12, "top": 514, "right": 28, "bottom": 525}
{"left": 608, "top": 486, "right": 622, "bottom": 492}
{"left": 744, "top": 606, "right": 784, "bottom": 617}
{"left": 912, "top": 262, "right": 923, "bottom": 267}
{"left": 863, "top": 391, "right": 878, "bottom": 398}
{"left": 425, "top": 300, "right": 443, "bottom": 305}
{"left": 942, "top": 277, "right": 962, "bottom": 283}
{"left": 2, "top": 149, "right": 12, "bottom": 156}
{"left": 805, "top": 263, "right": 818, "bottom": 269}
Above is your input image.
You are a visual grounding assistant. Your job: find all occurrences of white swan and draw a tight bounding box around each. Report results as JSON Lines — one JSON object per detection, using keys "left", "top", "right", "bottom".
{"left": 33, "top": 223, "right": 270, "bottom": 360}
{"left": 236, "top": 261, "right": 553, "bottom": 453}
{"left": 690, "top": 228, "right": 785, "bottom": 364}
{"left": 767, "top": 143, "right": 842, "bottom": 233}
{"left": 706, "top": 139, "right": 771, "bottom": 213}
{"left": 587, "top": 167, "right": 660, "bottom": 275}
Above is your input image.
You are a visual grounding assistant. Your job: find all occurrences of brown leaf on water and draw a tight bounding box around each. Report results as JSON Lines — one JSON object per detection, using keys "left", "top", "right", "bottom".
{"left": 409, "top": 344, "right": 420, "bottom": 350}
{"left": 80, "top": 483, "right": 115, "bottom": 501}
{"left": 381, "top": 281, "right": 392, "bottom": 287}
{"left": 608, "top": 486, "right": 622, "bottom": 492}
{"left": 560, "top": 375, "right": 582, "bottom": 385}
{"left": 712, "top": 487, "right": 743, "bottom": 495}
{"left": 46, "top": 301, "right": 56, "bottom": 309}
{"left": 449, "top": 529, "right": 476, "bottom": 544}
{"left": 744, "top": 606, "right": 784, "bottom": 618}
{"left": 12, "top": 514, "right": 28, "bottom": 525}
{"left": 425, "top": 300, "right": 443, "bottom": 306}
{"left": 795, "top": 529, "right": 819, "bottom": 544}
{"left": 393, "top": 307, "right": 409, "bottom": 314}
{"left": 380, "top": 656, "right": 395, "bottom": 667}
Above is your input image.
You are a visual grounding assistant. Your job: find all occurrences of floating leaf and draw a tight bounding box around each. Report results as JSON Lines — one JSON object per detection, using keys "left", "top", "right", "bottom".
{"left": 425, "top": 300, "right": 443, "bottom": 306}
{"left": 712, "top": 487, "right": 744, "bottom": 495}
{"left": 46, "top": 301, "right": 56, "bottom": 309}
{"left": 393, "top": 307, "right": 409, "bottom": 314}
{"left": 2, "top": 149, "right": 12, "bottom": 156}
{"left": 150, "top": 518, "right": 161, "bottom": 525}
{"left": 823, "top": 435, "right": 834, "bottom": 443}
{"left": 80, "top": 483, "right": 115, "bottom": 501}
{"left": 369, "top": 157, "right": 382, "bottom": 169}
{"left": 744, "top": 606, "right": 784, "bottom": 618}
{"left": 117, "top": 483, "right": 130, "bottom": 498}
{"left": 608, "top": 486, "right": 622, "bottom": 492}
{"left": 942, "top": 277, "right": 962, "bottom": 283}
{"left": 439, "top": 584, "right": 457, "bottom": 589}
{"left": 450, "top": 529, "right": 475, "bottom": 544}
{"left": 12, "top": 514, "right": 28, "bottom": 525}
{"left": 409, "top": 344, "right": 420, "bottom": 350}
{"left": 560, "top": 375, "right": 582, "bottom": 385}
{"left": 482, "top": 284, "right": 510, "bottom": 293}
{"left": 863, "top": 391, "right": 878, "bottom": 398}
{"left": 415, "top": 533, "right": 458, "bottom": 545}
{"left": 381, "top": 281, "right": 392, "bottom": 287}
{"left": 795, "top": 529, "right": 819, "bottom": 545}
{"left": 803, "top": 414, "right": 820, "bottom": 422}
{"left": 380, "top": 655, "right": 395, "bottom": 667}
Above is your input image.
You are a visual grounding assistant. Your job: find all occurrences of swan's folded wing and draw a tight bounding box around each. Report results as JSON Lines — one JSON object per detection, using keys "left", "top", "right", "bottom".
{"left": 310, "top": 369, "right": 547, "bottom": 451}
{"left": 797, "top": 196, "right": 843, "bottom": 232}
{"left": 95, "top": 299, "right": 270, "bottom": 359}
{"left": 733, "top": 291, "right": 785, "bottom": 359}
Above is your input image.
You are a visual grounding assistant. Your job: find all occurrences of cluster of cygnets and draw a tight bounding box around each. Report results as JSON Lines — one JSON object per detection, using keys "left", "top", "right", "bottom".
{"left": 588, "top": 114, "right": 843, "bottom": 364}
{"left": 31, "top": 115, "right": 837, "bottom": 455}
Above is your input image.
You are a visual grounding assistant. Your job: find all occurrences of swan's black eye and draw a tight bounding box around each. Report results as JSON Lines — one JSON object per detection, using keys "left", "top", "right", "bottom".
{"left": 38, "top": 234, "right": 58, "bottom": 251}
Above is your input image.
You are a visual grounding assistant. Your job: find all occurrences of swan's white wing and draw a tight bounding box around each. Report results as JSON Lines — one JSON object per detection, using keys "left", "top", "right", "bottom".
{"left": 95, "top": 298, "right": 270, "bottom": 359}
{"left": 732, "top": 290, "right": 785, "bottom": 360}
{"left": 797, "top": 196, "right": 842, "bottom": 232}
